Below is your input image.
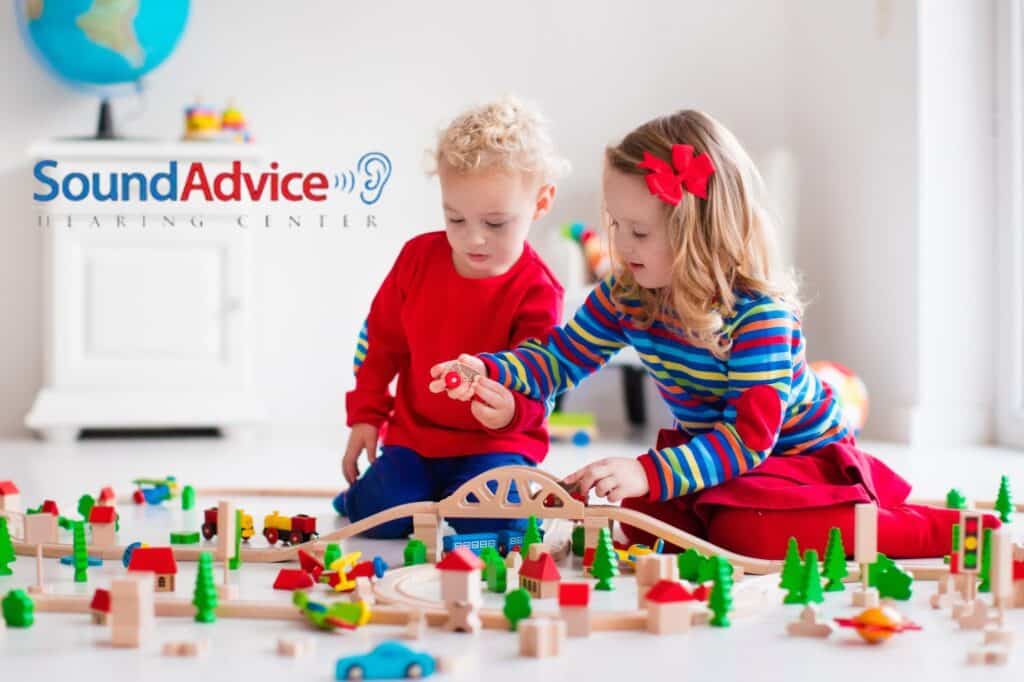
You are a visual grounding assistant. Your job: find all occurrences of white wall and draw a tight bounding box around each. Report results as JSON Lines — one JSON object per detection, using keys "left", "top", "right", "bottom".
{"left": 0, "top": 0, "right": 787, "bottom": 439}
{"left": 783, "top": 0, "right": 922, "bottom": 441}
{"left": 783, "top": 0, "right": 997, "bottom": 443}
{"left": 914, "top": 0, "right": 996, "bottom": 444}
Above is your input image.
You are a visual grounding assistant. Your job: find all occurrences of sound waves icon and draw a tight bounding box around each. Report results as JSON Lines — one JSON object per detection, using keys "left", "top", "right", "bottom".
{"left": 332, "top": 152, "right": 392, "bottom": 206}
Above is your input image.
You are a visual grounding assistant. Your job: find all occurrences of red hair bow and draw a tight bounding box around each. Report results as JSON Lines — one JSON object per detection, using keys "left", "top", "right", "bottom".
{"left": 636, "top": 144, "right": 716, "bottom": 204}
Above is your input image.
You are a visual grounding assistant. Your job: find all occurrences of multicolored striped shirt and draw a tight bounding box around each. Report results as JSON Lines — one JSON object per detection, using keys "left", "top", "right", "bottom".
{"left": 479, "top": 276, "right": 849, "bottom": 500}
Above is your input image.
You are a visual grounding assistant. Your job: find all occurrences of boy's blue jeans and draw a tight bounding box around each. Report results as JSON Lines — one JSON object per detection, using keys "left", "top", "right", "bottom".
{"left": 334, "top": 445, "right": 533, "bottom": 538}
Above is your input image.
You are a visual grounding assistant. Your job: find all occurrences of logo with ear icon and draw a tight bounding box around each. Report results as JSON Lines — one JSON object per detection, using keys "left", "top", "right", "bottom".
{"left": 333, "top": 152, "right": 392, "bottom": 206}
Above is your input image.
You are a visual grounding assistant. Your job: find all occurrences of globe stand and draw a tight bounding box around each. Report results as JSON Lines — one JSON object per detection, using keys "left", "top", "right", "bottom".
{"left": 96, "top": 98, "right": 115, "bottom": 140}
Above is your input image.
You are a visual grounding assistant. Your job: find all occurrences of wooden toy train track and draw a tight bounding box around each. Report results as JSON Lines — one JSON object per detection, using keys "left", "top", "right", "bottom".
{"left": 3, "top": 466, "right": 947, "bottom": 579}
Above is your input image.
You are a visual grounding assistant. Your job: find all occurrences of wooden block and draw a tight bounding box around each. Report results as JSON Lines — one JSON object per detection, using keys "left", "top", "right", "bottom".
{"left": 967, "top": 647, "right": 1009, "bottom": 665}
{"left": 23, "top": 513, "right": 58, "bottom": 545}
{"left": 853, "top": 504, "right": 878, "bottom": 565}
{"left": 984, "top": 628, "right": 1015, "bottom": 647}
{"left": 990, "top": 528, "right": 1014, "bottom": 608}
{"left": 958, "top": 599, "right": 995, "bottom": 630}
{"left": 646, "top": 602, "right": 693, "bottom": 635}
{"left": 403, "top": 609, "right": 426, "bottom": 640}
{"left": 561, "top": 606, "right": 592, "bottom": 638}
{"left": 217, "top": 501, "right": 236, "bottom": 563}
{"left": 276, "top": 637, "right": 314, "bottom": 657}
{"left": 786, "top": 605, "right": 835, "bottom": 638}
{"left": 445, "top": 600, "right": 481, "bottom": 634}
{"left": 851, "top": 587, "right": 879, "bottom": 608}
{"left": 519, "top": 618, "right": 566, "bottom": 658}
{"left": 582, "top": 517, "right": 608, "bottom": 550}
{"left": 162, "top": 640, "right": 209, "bottom": 657}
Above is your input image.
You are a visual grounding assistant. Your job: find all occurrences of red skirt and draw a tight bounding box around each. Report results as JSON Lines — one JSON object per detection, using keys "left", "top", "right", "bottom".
{"left": 621, "top": 429, "right": 996, "bottom": 560}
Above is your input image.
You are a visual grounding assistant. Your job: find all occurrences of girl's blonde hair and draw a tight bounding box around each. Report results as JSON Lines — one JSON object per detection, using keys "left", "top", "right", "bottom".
{"left": 606, "top": 109, "right": 800, "bottom": 359}
{"left": 431, "top": 95, "right": 569, "bottom": 183}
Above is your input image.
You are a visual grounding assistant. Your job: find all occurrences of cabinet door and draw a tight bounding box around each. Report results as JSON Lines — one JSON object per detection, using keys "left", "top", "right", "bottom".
{"left": 52, "top": 219, "right": 250, "bottom": 388}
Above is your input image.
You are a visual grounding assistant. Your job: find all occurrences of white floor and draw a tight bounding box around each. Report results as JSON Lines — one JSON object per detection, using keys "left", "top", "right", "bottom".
{"left": 0, "top": 432, "right": 1022, "bottom": 681}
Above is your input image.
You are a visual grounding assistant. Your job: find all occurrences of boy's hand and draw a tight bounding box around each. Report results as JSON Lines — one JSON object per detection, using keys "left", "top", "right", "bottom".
{"left": 562, "top": 457, "right": 649, "bottom": 503}
{"left": 469, "top": 376, "right": 515, "bottom": 430}
{"left": 342, "top": 423, "right": 379, "bottom": 485}
{"left": 428, "top": 354, "right": 486, "bottom": 401}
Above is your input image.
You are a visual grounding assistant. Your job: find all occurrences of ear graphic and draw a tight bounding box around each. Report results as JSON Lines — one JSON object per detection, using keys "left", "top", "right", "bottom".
{"left": 357, "top": 152, "right": 392, "bottom": 206}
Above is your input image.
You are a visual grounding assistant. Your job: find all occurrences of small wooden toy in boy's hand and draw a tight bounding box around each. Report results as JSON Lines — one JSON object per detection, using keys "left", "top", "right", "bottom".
{"left": 429, "top": 354, "right": 485, "bottom": 401}
{"left": 430, "top": 355, "right": 518, "bottom": 431}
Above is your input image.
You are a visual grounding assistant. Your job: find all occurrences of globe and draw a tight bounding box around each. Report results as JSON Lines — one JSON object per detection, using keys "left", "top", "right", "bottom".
{"left": 16, "top": 0, "right": 189, "bottom": 137}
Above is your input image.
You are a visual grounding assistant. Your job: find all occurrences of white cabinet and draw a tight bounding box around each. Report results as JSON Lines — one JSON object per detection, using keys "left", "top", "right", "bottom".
{"left": 25, "top": 141, "right": 266, "bottom": 441}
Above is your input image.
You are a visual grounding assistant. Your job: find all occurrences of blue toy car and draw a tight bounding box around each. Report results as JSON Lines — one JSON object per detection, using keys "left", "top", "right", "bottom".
{"left": 335, "top": 641, "right": 435, "bottom": 680}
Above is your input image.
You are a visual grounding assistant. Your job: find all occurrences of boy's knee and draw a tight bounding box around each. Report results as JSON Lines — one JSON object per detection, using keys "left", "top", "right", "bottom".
{"left": 357, "top": 517, "right": 414, "bottom": 539}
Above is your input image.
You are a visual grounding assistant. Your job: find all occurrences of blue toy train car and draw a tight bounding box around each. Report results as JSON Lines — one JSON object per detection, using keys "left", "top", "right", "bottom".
{"left": 441, "top": 528, "right": 544, "bottom": 557}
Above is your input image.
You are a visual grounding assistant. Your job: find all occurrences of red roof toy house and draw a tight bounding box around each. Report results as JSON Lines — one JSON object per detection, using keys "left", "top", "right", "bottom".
{"left": 128, "top": 547, "right": 179, "bottom": 592}
{"left": 520, "top": 551, "right": 561, "bottom": 599}
{"left": 97, "top": 486, "right": 116, "bottom": 506}
{"left": 436, "top": 547, "right": 483, "bottom": 607}
{"left": 558, "top": 582, "right": 592, "bottom": 637}
{"left": 645, "top": 579, "right": 700, "bottom": 634}
{"left": 90, "top": 588, "right": 112, "bottom": 624}
{"left": 40, "top": 500, "right": 60, "bottom": 515}
{"left": 0, "top": 481, "right": 21, "bottom": 512}
{"left": 88, "top": 505, "right": 117, "bottom": 524}
{"left": 88, "top": 504, "right": 119, "bottom": 548}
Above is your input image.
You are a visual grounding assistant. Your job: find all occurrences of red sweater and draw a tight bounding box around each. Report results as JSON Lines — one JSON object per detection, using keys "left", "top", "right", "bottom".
{"left": 345, "top": 231, "right": 563, "bottom": 462}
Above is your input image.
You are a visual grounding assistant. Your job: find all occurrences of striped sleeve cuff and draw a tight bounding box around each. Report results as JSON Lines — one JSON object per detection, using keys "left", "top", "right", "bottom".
{"left": 637, "top": 452, "right": 664, "bottom": 502}
{"left": 479, "top": 354, "right": 503, "bottom": 385}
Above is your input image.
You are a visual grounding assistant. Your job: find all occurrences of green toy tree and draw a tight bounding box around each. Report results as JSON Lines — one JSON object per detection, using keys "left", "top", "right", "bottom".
{"left": 800, "top": 550, "right": 824, "bottom": 604}
{"left": 324, "top": 543, "right": 342, "bottom": 568}
{"left": 503, "top": 588, "right": 532, "bottom": 631}
{"left": 0, "top": 517, "right": 15, "bottom": 576}
{"left": 71, "top": 521, "right": 88, "bottom": 583}
{"left": 822, "top": 527, "right": 848, "bottom": 592}
{"left": 571, "top": 524, "right": 585, "bottom": 557}
{"left": 404, "top": 539, "right": 426, "bottom": 566}
{"left": 77, "top": 494, "right": 95, "bottom": 521}
{"left": 181, "top": 485, "right": 195, "bottom": 511}
{"left": 479, "top": 547, "right": 501, "bottom": 582}
{"left": 591, "top": 527, "right": 619, "bottom": 591}
{"left": 228, "top": 509, "right": 243, "bottom": 570}
{"left": 193, "top": 551, "right": 218, "bottom": 623}
{"left": 678, "top": 548, "right": 704, "bottom": 582}
{"left": 995, "top": 475, "right": 1014, "bottom": 523}
{"left": 2, "top": 589, "right": 34, "bottom": 627}
{"left": 867, "top": 554, "right": 912, "bottom": 600}
{"left": 520, "top": 515, "right": 542, "bottom": 558}
{"left": 709, "top": 556, "right": 734, "bottom": 627}
{"left": 979, "top": 527, "right": 993, "bottom": 593}
{"left": 945, "top": 488, "right": 967, "bottom": 510}
{"left": 780, "top": 537, "right": 803, "bottom": 603}
{"left": 696, "top": 554, "right": 717, "bottom": 584}
{"left": 485, "top": 554, "right": 507, "bottom": 593}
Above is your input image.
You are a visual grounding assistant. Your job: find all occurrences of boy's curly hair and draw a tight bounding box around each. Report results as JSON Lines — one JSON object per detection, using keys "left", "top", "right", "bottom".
{"left": 432, "top": 95, "right": 569, "bottom": 183}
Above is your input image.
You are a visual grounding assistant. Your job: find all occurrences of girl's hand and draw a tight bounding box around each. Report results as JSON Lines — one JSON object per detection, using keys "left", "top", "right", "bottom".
{"left": 428, "top": 354, "right": 486, "bottom": 401}
{"left": 563, "top": 457, "right": 649, "bottom": 503}
{"left": 342, "top": 423, "right": 379, "bottom": 485}
{"left": 468, "top": 376, "right": 515, "bottom": 430}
